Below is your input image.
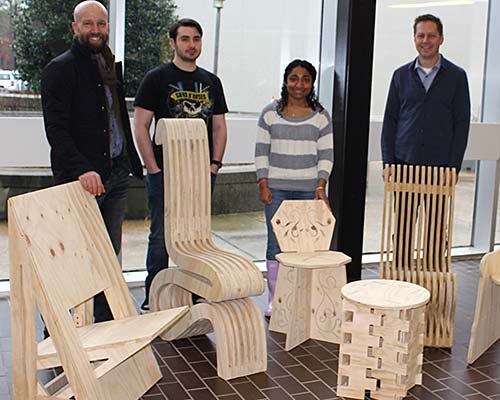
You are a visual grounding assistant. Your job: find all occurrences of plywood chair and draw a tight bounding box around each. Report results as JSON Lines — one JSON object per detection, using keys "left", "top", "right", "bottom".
{"left": 467, "top": 250, "right": 500, "bottom": 364}
{"left": 8, "top": 182, "right": 188, "bottom": 400}
{"left": 269, "top": 200, "right": 351, "bottom": 351}
{"left": 149, "top": 118, "right": 266, "bottom": 380}
{"left": 380, "top": 164, "right": 457, "bottom": 347}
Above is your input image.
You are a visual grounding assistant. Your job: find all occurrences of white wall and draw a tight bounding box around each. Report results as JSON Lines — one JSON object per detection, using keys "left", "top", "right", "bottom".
{"left": 2, "top": 116, "right": 498, "bottom": 168}
{"left": 0, "top": 116, "right": 258, "bottom": 167}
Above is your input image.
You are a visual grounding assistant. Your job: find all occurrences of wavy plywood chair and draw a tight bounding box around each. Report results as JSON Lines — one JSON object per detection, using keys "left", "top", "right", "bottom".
{"left": 380, "top": 164, "right": 457, "bottom": 347}
{"left": 149, "top": 118, "right": 266, "bottom": 380}
{"left": 8, "top": 182, "right": 188, "bottom": 400}
{"left": 269, "top": 200, "right": 351, "bottom": 351}
{"left": 467, "top": 250, "right": 500, "bottom": 364}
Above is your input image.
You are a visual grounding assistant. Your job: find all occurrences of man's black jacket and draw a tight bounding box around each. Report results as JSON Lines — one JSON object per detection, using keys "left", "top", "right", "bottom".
{"left": 41, "top": 40, "right": 143, "bottom": 184}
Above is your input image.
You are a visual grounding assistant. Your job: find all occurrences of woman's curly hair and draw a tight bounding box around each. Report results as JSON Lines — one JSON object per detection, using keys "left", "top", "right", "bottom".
{"left": 276, "top": 59, "right": 324, "bottom": 117}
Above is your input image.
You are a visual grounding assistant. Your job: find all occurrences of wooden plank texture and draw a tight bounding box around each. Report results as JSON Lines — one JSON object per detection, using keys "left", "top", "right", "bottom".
{"left": 467, "top": 250, "right": 500, "bottom": 364}
{"left": 269, "top": 200, "right": 351, "bottom": 350}
{"left": 150, "top": 119, "right": 267, "bottom": 380}
{"left": 380, "top": 164, "right": 457, "bottom": 347}
{"left": 8, "top": 182, "right": 188, "bottom": 399}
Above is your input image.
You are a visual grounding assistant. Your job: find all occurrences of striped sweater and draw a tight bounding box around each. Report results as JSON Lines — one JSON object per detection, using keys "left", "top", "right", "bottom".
{"left": 255, "top": 100, "right": 334, "bottom": 192}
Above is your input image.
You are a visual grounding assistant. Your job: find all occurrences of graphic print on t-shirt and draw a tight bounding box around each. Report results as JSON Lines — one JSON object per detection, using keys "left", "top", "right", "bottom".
{"left": 168, "top": 81, "right": 213, "bottom": 120}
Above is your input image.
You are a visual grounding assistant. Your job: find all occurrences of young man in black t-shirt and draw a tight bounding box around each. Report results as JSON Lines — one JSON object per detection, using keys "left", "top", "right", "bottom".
{"left": 133, "top": 18, "right": 228, "bottom": 310}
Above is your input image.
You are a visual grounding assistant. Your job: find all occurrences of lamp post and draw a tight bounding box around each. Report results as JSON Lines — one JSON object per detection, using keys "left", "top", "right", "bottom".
{"left": 213, "top": 0, "right": 225, "bottom": 74}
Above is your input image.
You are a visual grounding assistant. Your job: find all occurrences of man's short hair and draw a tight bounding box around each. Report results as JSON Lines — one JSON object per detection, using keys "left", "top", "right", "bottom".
{"left": 169, "top": 18, "right": 203, "bottom": 40}
{"left": 413, "top": 14, "right": 443, "bottom": 36}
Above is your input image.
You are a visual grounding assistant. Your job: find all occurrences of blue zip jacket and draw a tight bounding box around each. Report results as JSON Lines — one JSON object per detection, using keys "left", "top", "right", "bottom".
{"left": 381, "top": 56, "right": 471, "bottom": 172}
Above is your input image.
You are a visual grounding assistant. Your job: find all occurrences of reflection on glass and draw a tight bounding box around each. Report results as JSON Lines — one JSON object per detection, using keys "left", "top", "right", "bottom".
{"left": 175, "top": 0, "right": 322, "bottom": 113}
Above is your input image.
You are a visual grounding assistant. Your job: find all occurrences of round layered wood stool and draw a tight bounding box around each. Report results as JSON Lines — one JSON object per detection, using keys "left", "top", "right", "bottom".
{"left": 337, "top": 279, "right": 430, "bottom": 400}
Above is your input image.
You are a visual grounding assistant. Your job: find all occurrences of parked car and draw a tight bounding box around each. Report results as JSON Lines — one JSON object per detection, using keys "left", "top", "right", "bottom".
{"left": 0, "top": 69, "right": 17, "bottom": 91}
{"left": 0, "top": 70, "right": 28, "bottom": 92}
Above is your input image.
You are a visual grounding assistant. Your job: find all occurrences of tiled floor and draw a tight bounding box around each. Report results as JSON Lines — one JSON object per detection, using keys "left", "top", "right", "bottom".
{"left": 1, "top": 260, "right": 500, "bottom": 399}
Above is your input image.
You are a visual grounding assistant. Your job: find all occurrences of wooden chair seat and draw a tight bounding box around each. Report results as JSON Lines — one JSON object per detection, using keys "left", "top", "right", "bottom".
{"left": 380, "top": 164, "right": 457, "bottom": 348}
{"left": 277, "top": 251, "right": 352, "bottom": 268}
{"left": 9, "top": 182, "right": 188, "bottom": 400}
{"left": 269, "top": 200, "right": 351, "bottom": 351}
{"left": 167, "top": 240, "right": 264, "bottom": 301}
{"left": 467, "top": 250, "right": 500, "bottom": 364}
{"left": 37, "top": 308, "right": 187, "bottom": 368}
{"left": 149, "top": 119, "right": 266, "bottom": 380}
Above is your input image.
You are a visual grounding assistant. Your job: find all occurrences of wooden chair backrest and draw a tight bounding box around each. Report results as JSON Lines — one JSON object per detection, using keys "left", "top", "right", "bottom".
{"left": 380, "top": 164, "right": 457, "bottom": 274}
{"left": 155, "top": 118, "right": 211, "bottom": 251}
{"left": 155, "top": 118, "right": 264, "bottom": 302}
{"left": 271, "top": 200, "right": 335, "bottom": 253}
{"left": 8, "top": 182, "right": 138, "bottom": 399}
{"left": 8, "top": 182, "right": 136, "bottom": 318}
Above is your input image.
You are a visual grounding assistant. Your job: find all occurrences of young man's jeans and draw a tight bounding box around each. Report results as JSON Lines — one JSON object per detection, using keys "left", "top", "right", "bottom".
{"left": 143, "top": 171, "right": 217, "bottom": 304}
{"left": 93, "top": 156, "right": 130, "bottom": 322}
{"left": 264, "top": 189, "right": 315, "bottom": 260}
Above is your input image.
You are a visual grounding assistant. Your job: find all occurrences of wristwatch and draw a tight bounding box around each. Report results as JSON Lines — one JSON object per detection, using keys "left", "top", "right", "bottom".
{"left": 211, "top": 159, "right": 223, "bottom": 168}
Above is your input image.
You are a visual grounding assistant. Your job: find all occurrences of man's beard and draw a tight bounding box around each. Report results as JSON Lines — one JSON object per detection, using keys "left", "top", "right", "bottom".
{"left": 75, "top": 32, "right": 109, "bottom": 53}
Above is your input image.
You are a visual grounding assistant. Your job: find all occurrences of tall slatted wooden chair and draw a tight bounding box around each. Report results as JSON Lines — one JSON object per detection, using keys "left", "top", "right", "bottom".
{"left": 9, "top": 182, "right": 188, "bottom": 400}
{"left": 269, "top": 200, "right": 351, "bottom": 351}
{"left": 149, "top": 118, "right": 266, "bottom": 380}
{"left": 380, "top": 164, "right": 457, "bottom": 347}
{"left": 467, "top": 250, "right": 500, "bottom": 364}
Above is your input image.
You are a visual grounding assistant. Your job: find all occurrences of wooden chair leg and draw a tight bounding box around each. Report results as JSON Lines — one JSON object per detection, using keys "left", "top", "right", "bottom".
{"left": 269, "top": 264, "right": 294, "bottom": 334}
{"left": 151, "top": 270, "right": 267, "bottom": 379}
{"left": 98, "top": 347, "right": 161, "bottom": 400}
{"left": 309, "top": 266, "right": 345, "bottom": 344}
{"left": 285, "top": 268, "right": 312, "bottom": 351}
{"left": 160, "top": 299, "right": 266, "bottom": 379}
{"left": 9, "top": 220, "right": 38, "bottom": 400}
{"left": 192, "top": 299, "right": 267, "bottom": 380}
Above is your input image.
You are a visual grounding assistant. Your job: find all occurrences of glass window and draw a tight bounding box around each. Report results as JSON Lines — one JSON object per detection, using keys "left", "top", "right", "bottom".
{"left": 175, "top": 0, "right": 323, "bottom": 113}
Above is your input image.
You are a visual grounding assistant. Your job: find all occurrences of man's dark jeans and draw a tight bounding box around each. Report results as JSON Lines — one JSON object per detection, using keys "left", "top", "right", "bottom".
{"left": 93, "top": 157, "right": 130, "bottom": 322}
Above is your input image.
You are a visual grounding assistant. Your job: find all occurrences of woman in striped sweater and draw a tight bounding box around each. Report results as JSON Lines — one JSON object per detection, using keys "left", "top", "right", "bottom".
{"left": 255, "top": 59, "right": 334, "bottom": 319}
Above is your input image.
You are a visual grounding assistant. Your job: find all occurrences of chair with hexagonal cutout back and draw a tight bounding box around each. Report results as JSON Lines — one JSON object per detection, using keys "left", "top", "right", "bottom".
{"left": 269, "top": 200, "right": 351, "bottom": 351}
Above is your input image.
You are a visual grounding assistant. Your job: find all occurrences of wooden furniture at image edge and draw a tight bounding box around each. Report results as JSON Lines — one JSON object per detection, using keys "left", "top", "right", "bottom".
{"left": 467, "top": 249, "right": 500, "bottom": 364}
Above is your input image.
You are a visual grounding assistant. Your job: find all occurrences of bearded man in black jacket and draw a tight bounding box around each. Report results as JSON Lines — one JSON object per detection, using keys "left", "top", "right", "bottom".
{"left": 41, "top": 0, "right": 143, "bottom": 322}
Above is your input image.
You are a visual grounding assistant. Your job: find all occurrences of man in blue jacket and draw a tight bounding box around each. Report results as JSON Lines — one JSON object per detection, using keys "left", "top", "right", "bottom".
{"left": 381, "top": 14, "right": 471, "bottom": 172}
{"left": 41, "top": 1, "right": 143, "bottom": 322}
{"left": 381, "top": 14, "right": 471, "bottom": 270}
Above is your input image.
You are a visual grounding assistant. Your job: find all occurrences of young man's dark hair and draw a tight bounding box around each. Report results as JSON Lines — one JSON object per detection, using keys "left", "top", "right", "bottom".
{"left": 413, "top": 14, "right": 443, "bottom": 36}
{"left": 169, "top": 18, "right": 203, "bottom": 40}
